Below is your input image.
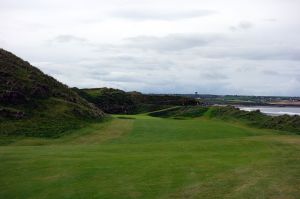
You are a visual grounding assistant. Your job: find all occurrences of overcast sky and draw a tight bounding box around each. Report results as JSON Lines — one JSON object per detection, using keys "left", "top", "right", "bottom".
{"left": 1, "top": 0, "right": 300, "bottom": 96}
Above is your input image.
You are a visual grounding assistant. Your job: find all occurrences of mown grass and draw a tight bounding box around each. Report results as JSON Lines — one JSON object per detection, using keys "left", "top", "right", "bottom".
{"left": 0, "top": 115, "right": 300, "bottom": 198}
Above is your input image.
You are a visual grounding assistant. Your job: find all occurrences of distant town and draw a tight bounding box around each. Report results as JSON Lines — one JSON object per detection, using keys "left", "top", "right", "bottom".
{"left": 161, "top": 93, "right": 300, "bottom": 107}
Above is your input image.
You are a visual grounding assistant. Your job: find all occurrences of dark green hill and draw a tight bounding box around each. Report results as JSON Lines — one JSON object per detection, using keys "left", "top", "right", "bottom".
{"left": 0, "top": 49, "right": 105, "bottom": 137}
{"left": 73, "top": 87, "right": 198, "bottom": 114}
{"left": 73, "top": 87, "right": 136, "bottom": 114}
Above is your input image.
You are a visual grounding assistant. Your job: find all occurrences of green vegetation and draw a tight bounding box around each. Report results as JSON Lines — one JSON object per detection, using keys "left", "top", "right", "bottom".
{"left": 1, "top": 115, "right": 300, "bottom": 198}
{"left": 0, "top": 98, "right": 107, "bottom": 137}
{"left": 150, "top": 106, "right": 300, "bottom": 134}
{"left": 74, "top": 87, "right": 197, "bottom": 114}
{"left": 73, "top": 87, "right": 136, "bottom": 114}
{"left": 1, "top": 48, "right": 300, "bottom": 198}
{"left": 0, "top": 49, "right": 104, "bottom": 137}
{"left": 149, "top": 106, "right": 209, "bottom": 118}
{"left": 208, "top": 106, "right": 300, "bottom": 134}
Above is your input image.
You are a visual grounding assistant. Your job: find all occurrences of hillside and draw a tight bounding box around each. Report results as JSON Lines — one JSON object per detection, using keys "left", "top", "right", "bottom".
{"left": 73, "top": 87, "right": 198, "bottom": 114}
{"left": 149, "top": 106, "right": 300, "bottom": 134}
{"left": 0, "top": 49, "right": 105, "bottom": 137}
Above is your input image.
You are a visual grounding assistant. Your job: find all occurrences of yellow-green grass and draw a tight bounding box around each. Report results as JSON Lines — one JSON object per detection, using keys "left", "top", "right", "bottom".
{"left": 0, "top": 115, "right": 300, "bottom": 198}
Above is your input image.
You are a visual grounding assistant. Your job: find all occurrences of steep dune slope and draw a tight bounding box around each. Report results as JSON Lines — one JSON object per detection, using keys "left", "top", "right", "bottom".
{"left": 0, "top": 49, "right": 105, "bottom": 137}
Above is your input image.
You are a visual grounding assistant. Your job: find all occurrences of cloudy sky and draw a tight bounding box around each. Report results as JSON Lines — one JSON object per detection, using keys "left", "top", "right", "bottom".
{"left": 1, "top": 0, "right": 300, "bottom": 96}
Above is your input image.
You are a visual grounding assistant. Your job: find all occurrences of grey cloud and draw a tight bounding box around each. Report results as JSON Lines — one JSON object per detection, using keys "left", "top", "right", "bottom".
{"left": 101, "top": 74, "right": 141, "bottom": 83}
{"left": 112, "top": 9, "right": 217, "bottom": 21}
{"left": 264, "top": 18, "right": 277, "bottom": 22}
{"left": 262, "top": 70, "right": 279, "bottom": 76}
{"left": 238, "top": 21, "right": 253, "bottom": 29}
{"left": 52, "top": 35, "right": 87, "bottom": 43}
{"left": 188, "top": 46, "right": 300, "bottom": 61}
{"left": 83, "top": 55, "right": 175, "bottom": 71}
{"left": 88, "top": 71, "right": 110, "bottom": 79}
{"left": 117, "top": 33, "right": 300, "bottom": 61}
{"left": 201, "top": 72, "right": 228, "bottom": 80}
{"left": 124, "top": 33, "right": 224, "bottom": 51}
{"left": 121, "top": 34, "right": 300, "bottom": 61}
{"left": 99, "top": 72, "right": 174, "bottom": 85}
{"left": 238, "top": 48, "right": 300, "bottom": 60}
{"left": 230, "top": 21, "right": 253, "bottom": 31}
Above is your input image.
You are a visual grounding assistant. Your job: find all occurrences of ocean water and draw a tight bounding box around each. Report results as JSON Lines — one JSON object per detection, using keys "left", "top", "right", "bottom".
{"left": 237, "top": 106, "right": 300, "bottom": 116}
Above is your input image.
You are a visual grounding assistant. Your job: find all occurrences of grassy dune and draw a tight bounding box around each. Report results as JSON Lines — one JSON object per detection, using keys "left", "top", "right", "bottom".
{"left": 149, "top": 106, "right": 300, "bottom": 133}
{"left": 0, "top": 115, "right": 300, "bottom": 198}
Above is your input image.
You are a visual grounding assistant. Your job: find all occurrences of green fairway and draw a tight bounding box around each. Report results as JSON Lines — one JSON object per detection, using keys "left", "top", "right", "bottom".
{"left": 1, "top": 115, "right": 300, "bottom": 198}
